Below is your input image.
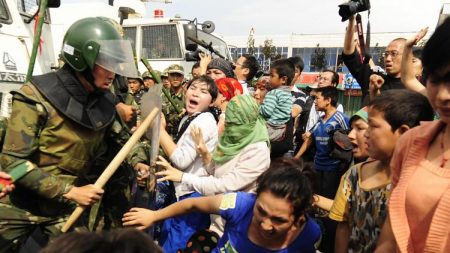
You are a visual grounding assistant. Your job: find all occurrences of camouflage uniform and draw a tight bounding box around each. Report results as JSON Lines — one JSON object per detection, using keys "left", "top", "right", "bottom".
{"left": 0, "top": 76, "right": 146, "bottom": 252}
{"left": 162, "top": 64, "right": 186, "bottom": 138}
{"left": 161, "top": 89, "right": 185, "bottom": 138}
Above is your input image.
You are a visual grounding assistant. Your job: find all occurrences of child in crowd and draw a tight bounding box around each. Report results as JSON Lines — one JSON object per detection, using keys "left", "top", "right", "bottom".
{"left": 330, "top": 90, "right": 434, "bottom": 253}
{"left": 123, "top": 158, "right": 321, "bottom": 253}
{"left": 348, "top": 107, "right": 370, "bottom": 164}
{"left": 376, "top": 18, "right": 450, "bottom": 253}
{"left": 260, "top": 59, "right": 294, "bottom": 142}
{"left": 157, "top": 75, "right": 219, "bottom": 253}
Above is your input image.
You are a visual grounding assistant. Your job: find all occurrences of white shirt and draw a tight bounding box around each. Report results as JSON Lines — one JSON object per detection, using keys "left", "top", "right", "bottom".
{"left": 239, "top": 80, "right": 249, "bottom": 95}
{"left": 170, "top": 112, "right": 218, "bottom": 198}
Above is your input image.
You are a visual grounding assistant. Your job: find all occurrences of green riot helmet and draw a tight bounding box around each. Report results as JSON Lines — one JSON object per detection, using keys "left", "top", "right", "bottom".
{"left": 61, "top": 17, "right": 138, "bottom": 78}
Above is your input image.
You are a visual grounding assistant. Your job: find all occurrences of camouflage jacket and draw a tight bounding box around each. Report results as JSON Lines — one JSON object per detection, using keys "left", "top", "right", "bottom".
{"left": 161, "top": 89, "right": 185, "bottom": 137}
{"left": 0, "top": 83, "right": 147, "bottom": 217}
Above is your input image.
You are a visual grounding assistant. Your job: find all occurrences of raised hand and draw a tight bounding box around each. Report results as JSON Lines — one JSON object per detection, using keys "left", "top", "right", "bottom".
{"left": 406, "top": 27, "right": 428, "bottom": 47}
{"left": 191, "top": 126, "right": 208, "bottom": 157}
{"left": 155, "top": 155, "right": 183, "bottom": 183}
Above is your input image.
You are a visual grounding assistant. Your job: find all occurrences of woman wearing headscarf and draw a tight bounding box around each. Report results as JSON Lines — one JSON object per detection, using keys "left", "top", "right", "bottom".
{"left": 156, "top": 95, "right": 271, "bottom": 235}
{"left": 213, "top": 77, "right": 243, "bottom": 134}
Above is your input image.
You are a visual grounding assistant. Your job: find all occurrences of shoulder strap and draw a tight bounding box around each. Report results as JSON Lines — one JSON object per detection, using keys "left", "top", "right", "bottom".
{"left": 26, "top": 84, "right": 50, "bottom": 126}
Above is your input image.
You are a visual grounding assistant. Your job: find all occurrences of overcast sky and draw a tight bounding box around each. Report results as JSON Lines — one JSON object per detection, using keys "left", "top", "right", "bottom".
{"left": 65, "top": 0, "right": 448, "bottom": 37}
{"left": 144, "top": 0, "right": 448, "bottom": 36}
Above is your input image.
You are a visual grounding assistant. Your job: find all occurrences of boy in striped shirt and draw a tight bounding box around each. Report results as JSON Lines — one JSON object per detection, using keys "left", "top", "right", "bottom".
{"left": 259, "top": 59, "right": 294, "bottom": 141}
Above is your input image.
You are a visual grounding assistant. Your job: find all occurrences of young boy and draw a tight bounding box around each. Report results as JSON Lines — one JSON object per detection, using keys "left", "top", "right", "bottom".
{"left": 259, "top": 59, "right": 294, "bottom": 142}
{"left": 329, "top": 90, "right": 434, "bottom": 253}
{"left": 294, "top": 86, "right": 349, "bottom": 253}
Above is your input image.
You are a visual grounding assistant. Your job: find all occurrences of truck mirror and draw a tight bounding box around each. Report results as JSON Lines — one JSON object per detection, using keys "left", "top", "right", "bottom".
{"left": 201, "top": 21, "right": 215, "bottom": 34}
{"left": 185, "top": 50, "right": 200, "bottom": 62}
{"left": 119, "top": 7, "right": 135, "bottom": 24}
{"left": 183, "top": 23, "right": 198, "bottom": 51}
{"left": 47, "top": 0, "right": 61, "bottom": 8}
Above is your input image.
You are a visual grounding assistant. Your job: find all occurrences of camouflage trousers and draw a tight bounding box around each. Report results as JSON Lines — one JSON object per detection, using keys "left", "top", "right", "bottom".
{"left": 0, "top": 199, "right": 88, "bottom": 253}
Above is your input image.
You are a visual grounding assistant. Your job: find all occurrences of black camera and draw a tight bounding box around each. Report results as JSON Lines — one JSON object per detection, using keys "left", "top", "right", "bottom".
{"left": 338, "top": 0, "right": 371, "bottom": 22}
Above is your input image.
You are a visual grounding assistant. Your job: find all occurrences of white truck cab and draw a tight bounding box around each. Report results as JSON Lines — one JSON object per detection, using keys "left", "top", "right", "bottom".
{"left": 122, "top": 16, "right": 233, "bottom": 77}
{"left": 0, "top": 0, "right": 57, "bottom": 116}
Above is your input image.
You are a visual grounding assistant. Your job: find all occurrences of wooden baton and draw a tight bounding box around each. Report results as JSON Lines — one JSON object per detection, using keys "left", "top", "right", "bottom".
{"left": 61, "top": 107, "right": 159, "bottom": 232}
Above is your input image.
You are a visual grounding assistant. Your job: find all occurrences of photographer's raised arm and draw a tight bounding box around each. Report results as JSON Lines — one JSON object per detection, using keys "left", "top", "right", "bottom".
{"left": 344, "top": 15, "right": 356, "bottom": 55}
{"left": 401, "top": 28, "right": 428, "bottom": 97}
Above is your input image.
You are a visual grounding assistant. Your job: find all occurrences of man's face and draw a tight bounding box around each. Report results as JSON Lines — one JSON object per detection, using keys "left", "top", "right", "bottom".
{"left": 384, "top": 40, "right": 405, "bottom": 78}
{"left": 168, "top": 73, "right": 184, "bottom": 88}
{"left": 191, "top": 67, "right": 202, "bottom": 79}
{"left": 143, "top": 78, "right": 155, "bottom": 89}
{"left": 128, "top": 78, "right": 141, "bottom": 93}
{"left": 92, "top": 65, "right": 115, "bottom": 91}
{"left": 233, "top": 56, "right": 248, "bottom": 80}
{"left": 318, "top": 72, "right": 335, "bottom": 88}
{"left": 314, "top": 92, "right": 329, "bottom": 112}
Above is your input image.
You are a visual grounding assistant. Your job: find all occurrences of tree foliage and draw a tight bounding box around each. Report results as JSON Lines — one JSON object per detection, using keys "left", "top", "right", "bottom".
{"left": 310, "top": 44, "right": 326, "bottom": 71}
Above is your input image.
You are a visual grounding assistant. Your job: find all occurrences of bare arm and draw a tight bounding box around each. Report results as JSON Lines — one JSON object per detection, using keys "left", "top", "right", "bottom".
{"left": 335, "top": 222, "right": 350, "bottom": 253}
{"left": 159, "top": 128, "right": 177, "bottom": 158}
{"left": 123, "top": 194, "right": 223, "bottom": 230}
{"left": 314, "top": 194, "right": 333, "bottom": 212}
{"left": 199, "top": 53, "right": 212, "bottom": 75}
{"left": 294, "top": 133, "right": 313, "bottom": 159}
{"left": 374, "top": 216, "right": 397, "bottom": 253}
{"left": 292, "top": 104, "right": 302, "bottom": 118}
{"left": 401, "top": 28, "right": 428, "bottom": 97}
{"left": 343, "top": 15, "right": 356, "bottom": 55}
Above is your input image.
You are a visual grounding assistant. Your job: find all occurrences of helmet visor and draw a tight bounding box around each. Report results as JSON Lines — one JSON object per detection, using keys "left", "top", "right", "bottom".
{"left": 95, "top": 40, "right": 138, "bottom": 78}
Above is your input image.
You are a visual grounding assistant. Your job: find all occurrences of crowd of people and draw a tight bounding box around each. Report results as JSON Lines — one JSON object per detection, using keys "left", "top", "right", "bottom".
{"left": 0, "top": 12, "right": 449, "bottom": 253}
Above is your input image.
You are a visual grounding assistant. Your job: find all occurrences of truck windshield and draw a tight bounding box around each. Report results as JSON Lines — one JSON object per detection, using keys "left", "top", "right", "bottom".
{"left": 0, "top": 0, "right": 11, "bottom": 24}
{"left": 141, "top": 24, "right": 182, "bottom": 59}
{"left": 197, "top": 30, "right": 230, "bottom": 60}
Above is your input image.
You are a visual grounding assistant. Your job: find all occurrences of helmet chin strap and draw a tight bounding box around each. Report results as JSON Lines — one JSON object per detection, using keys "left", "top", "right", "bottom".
{"left": 82, "top": 68, "right": 104, "bottom": 95}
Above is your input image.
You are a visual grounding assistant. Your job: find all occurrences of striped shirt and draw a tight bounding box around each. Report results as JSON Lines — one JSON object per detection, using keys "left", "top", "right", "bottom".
{"left": 259, "top": 87, "right": 293, "bottom": 125}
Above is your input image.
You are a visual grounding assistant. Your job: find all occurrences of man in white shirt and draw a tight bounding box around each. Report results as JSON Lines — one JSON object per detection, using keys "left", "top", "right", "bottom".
{"left": 233, "top": 54, "right": 259, "bottom": 95}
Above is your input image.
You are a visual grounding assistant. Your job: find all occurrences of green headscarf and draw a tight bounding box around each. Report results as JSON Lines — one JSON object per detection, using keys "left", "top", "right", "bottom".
{"left": 212, "top": 95, "right": 269, "bottom": 165}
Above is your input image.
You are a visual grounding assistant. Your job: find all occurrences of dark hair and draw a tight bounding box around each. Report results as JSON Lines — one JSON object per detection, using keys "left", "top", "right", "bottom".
{"left": 315, "top": 86, "right": 338, "bottom": 107}
{"left": 186, "top": 75, "right": 218, "bottom": 102}
{"left": 422, "top": 18, "right": 450, "bottom": 79}
{"left": 108, "top": 229, "right": 163, "bottom": 253}
{"left": 368, "top": 89, "right": 434, "bottom": 131}
{"left": 288, "top": 56, "right": 305, "bottom": 73}
{"left": 322, "top": 69, "right": 339, "bottom": 86}
{"left": 270, "top": 59, "right": 295, "bottom": 86}
{"left": 241, "top": 54, "right": 259, "bottom": 81}
{"left": 40, "top": 229, "right": 163, "bottom": 253}
{"left": 412, "top": 48, "right": 423, "bottom": 60}
{"left": 256, "top": 158, "right": 316, "bottom": 220}
{"left": 191, "top": 62, "right": 200, "bottom": 72}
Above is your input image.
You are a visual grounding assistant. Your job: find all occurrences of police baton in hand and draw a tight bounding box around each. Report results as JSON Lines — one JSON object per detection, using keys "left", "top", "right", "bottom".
{"left": 61, "top": 107, "right": 159, "bottom": 233}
